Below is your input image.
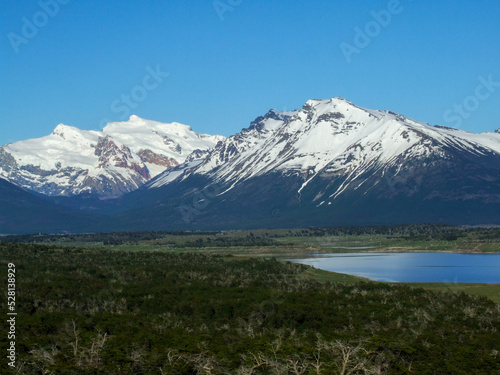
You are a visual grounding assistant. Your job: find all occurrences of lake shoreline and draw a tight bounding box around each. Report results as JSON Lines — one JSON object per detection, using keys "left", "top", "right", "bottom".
{"left": 286, "top": 252, "right": 500, "bottom": 291}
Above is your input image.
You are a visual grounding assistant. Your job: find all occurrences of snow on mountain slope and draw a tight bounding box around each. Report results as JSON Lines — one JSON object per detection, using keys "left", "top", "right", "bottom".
{"left": 149, "top": 98, "right": 500, "bottom": 202}
{"left": 0, "top": 116, "right": 224, "bottom": 198}
{"left": 102, "top": 115, "right": 224, "bottom": 177}
{"left": 148, "top": 160, "right": 204, "bottom": 188}
{"left": 194, "top": 109, "right": 298, "bottom": 174}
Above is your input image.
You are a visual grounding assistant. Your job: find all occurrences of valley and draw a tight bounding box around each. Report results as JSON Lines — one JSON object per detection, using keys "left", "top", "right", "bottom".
{"left": 3, "top": 225, "right": 500, "bottom": 301}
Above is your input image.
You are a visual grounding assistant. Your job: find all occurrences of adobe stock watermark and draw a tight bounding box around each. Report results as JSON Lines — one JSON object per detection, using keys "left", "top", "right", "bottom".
{"left": 443, "top": 75, "right": 500, "bottom": 128}
{"left": 7, "top": 263, "right": 17, "bottom": 369}
{"left": 213, "top": 0, "right": 243, "bottom": 21}
{"left": 99, "top": 64, "right": 169, "bottom": 128}
{"left": 340, "top": 0, "right": 411, "bottom": 63}
{"left": 179, "top": 183, "right": 222, "bottom": 224}
{"left": 7, "top": 0, "right": 70, "bottom": 54}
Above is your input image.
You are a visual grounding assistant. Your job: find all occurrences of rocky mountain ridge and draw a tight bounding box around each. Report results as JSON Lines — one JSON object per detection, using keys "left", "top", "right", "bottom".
{"left": 0, "top": 116, "right": 224, "bottom": 198}
{"left": 129, "top": 97, "right": 500, "bottom": 229}
{"left": 149, "top": 98, "right": 500, "bottom": 201}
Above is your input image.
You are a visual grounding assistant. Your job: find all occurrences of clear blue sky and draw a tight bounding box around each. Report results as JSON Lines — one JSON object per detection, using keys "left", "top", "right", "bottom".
{"left": 1, "top": 0, "right": 500, "bottom": 144}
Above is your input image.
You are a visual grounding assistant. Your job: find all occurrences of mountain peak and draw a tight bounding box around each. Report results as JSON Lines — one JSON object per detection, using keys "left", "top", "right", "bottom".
{"left": 52, "top": 123, "right": 71, "bottom": 132}
{"left": 52, "top": 123, "right": 83, "bottom": 138}
{"left": 304, "top": 97, "right": 353, "bottom": 107}
{"left": 330, "top": 97, "right": 354, "bottom": 105}
{"left": 302, "top": 97, "right": 358, "bottom": 114}
{"left": 103, "top": 117, "right": 194, "bottom": 134}
{"left": 496, "top": 128, "right": 500, "bottom": 134}
{"left": 247, "top": 109, "right": 297, "bottom": 133}
{"left": 102, "top": 116, "right": 153, "bottom": 131}
{"left": 303, "top": 99, "right": 328, "bottom": 109}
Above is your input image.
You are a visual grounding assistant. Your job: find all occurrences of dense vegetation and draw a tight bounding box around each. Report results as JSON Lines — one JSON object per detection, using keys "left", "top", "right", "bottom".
{"left": 1, "top": 242, "right": 499, "bottom": 374}
{"left": 3, "top": 224, "right": 499, "bottom": 249}
{"left": 0, "top": 230, "right": 280, "bottom": 247}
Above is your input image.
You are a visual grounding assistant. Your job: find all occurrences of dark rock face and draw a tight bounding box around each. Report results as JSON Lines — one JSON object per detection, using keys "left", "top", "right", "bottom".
{"left": 247, "top": 109, "right": 295, "bottom": 133}
{"left": 317, "top": 112, "right": 345, "bottom": 122}
{"left": 185, "top": 149, "right": 210, "bottom": 163}
{"left": 0, "top": 148, "right": 18, "bottom": 173}
{"left": 138, "top": 149, "right": 179, "bottom": 169}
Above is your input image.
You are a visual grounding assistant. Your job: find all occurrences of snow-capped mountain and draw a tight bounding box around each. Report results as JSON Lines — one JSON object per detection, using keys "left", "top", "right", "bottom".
{"left": 0, "top": 116, "right": 224, "bottom": 198}
{"left": 149, "top": 108, "right": 298, "bottom": 188}
{"left": 2, "top": 97, "right": 499, "bottom": 233}
{"left": 131, "top": 97, "right": 500, "bottom": 229}
{"left": 149, "top": 98, "right": 500, "bottom": 196}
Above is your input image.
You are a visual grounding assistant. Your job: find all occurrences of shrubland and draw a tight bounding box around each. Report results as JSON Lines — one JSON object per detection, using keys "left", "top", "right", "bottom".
{"left": 1, "top": 242, "right": 499, "bottom": 374}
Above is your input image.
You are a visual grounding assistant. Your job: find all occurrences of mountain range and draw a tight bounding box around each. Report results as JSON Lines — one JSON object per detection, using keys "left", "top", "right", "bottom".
{"left": 1, "top": 97, "right": 500, "bottom": 234}
{"left": 0, "top": 116, "right": 224, "bottom": 198}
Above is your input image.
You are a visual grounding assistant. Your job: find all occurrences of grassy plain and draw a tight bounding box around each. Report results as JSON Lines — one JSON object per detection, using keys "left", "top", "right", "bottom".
{"left": 3, "top": 225, "right": 500, "bottom": 304}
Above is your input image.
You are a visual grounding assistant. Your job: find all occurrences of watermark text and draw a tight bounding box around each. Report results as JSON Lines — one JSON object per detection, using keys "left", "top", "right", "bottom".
{"left": 443, "top": 74, "right": 500, "bottom": 128}
{"left": 7, "top": 263, "right": 17, "bottom": 369}
{"left": 7, "top": 0, "right": 70, "bottom": 54}
{"left": 340, "top": 0, "right": 410, "bottom": 63}
{"left": 213, "top": 0, "right": 243, "bottom": 21}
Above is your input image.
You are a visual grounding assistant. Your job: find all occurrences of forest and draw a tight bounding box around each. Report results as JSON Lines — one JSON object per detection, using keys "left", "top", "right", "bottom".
{"left": 1, "top": 230, "right": 499, "bottom": 374}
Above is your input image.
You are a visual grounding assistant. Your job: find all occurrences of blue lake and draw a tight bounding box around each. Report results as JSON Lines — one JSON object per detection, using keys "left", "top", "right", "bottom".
{"left": 288, "top": 252, "right": 500, "bottom": 283}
